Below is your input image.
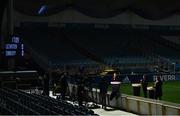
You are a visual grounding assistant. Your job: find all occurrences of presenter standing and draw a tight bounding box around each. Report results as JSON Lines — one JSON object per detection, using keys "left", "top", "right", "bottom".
{"left": 154, "top": 76, "right": 163, "bottom": 100}
{"left": 110, "top": 73, "right": 121, "bottom": 100}
{"left": 141, "top": 75, "right": 148, "bottom": 98}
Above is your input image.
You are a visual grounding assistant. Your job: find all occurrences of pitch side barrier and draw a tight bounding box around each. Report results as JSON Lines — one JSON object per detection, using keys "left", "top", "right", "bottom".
{"left": 68, "top": 83, "right": 180, "bottom": 115}
{"left": 86, "top": 73, "right": 180, "bottom": 85}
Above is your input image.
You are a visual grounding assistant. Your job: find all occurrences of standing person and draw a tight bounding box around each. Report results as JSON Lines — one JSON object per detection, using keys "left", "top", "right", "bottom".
{"left": 154, "top": 76, "right": 163, "bottom": 100}
{"left": 79, "top": 65, "right": 85, "bottom": 75}
{"left": 141, "top": 74, "right": 148, "bottom": 98}
{"left": 60, "top": 72, "right": 68, "bottom": 100}
{"left": 110, "top": 73, "right": 121, "bottom": 100}
{"left": 77, "top": 79, "right": 84, "bottom": 106}
{"left": 99, "top": 76, "right": 109, "bottom": 109}
{"left": 42, "top": 72, "right": 49, "bottom": 96}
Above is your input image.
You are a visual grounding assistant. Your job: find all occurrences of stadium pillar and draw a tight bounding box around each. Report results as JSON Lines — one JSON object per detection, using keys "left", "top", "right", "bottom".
{"left": 7, "top": 0, "right": 15, "bottom": 70}
{"left": 0, "top": 1, "right": 8, "bottom": 69}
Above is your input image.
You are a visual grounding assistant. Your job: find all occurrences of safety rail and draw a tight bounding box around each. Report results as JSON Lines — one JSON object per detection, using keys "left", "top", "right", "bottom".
{"left": 68, "top": 83, "right": 180, "bottom": 115}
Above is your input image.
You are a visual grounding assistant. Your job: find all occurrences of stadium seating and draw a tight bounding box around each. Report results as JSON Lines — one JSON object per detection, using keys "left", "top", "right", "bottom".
{"left": 15, "top": 26, "right": 180, "bottom": 73}
{"left": 0, "top": 88, "right": 96, "bottom": 115}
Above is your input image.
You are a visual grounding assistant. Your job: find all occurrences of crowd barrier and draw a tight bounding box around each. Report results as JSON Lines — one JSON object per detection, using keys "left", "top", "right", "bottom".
{"left": 68, "top": 84, "right": 180, "bottom": 115}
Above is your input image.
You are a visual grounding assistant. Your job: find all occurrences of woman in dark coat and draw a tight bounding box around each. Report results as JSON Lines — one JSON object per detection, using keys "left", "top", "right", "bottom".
{"left": 141, "top": 75, "right": 148, "bottom": 98}
{"left": 154, "top": 76, "right": 163, "bottom": 100}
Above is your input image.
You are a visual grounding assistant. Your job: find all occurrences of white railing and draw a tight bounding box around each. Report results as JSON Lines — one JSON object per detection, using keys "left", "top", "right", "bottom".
{"left": 68, "top": 84, "right": 180, "bottom": 115}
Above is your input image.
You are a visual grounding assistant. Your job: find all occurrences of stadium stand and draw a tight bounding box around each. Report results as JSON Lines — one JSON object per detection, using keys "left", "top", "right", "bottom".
{"left": 1, "top": 0, "right": 180, "bottom": 115}
{"left": 14, "top": 25, "right": 180, "bottom": 74}
{"left": 0, "top": 87, "right": 96, "bottom": 115}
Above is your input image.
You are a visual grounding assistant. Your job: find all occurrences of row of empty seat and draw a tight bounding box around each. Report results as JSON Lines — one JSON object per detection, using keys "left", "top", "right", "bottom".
{"left": 15, "top": 27, "right": 180, "bottom": 71}
{"left": 0, "top": 88, "right": 96, "bottom": 115}
{"left": 104, "top": 57, "right": 153, "bottom": 65}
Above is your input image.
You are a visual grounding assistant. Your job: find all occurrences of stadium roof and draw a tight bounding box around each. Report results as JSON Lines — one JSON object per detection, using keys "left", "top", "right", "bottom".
{"left": 14, "top": 0, "right": 180, "bottom": 19}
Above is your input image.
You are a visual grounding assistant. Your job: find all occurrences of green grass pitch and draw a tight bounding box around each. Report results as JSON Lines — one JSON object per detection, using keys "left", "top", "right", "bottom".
{"left": 108, "top": 81, "right": 180, "bottom": 104}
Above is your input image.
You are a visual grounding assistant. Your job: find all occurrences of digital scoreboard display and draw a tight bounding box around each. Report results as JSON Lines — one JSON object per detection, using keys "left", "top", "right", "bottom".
{"left": 4, "top": 36, "right": 25, "bottom": 57}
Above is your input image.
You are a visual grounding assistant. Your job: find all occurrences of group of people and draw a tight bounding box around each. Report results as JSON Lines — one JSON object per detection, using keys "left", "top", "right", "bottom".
{"left": 99, "top": 73, "right": 163, "bottom": 110}
{"left": 54, "top": 72, "right": 92, "bottom": 106}
{"left": 141, "top": 74, "right": 163, "bottom": 100}
{"left": 53, "top": 70, "right": 163, "bottom": 110}
{"left": 54, "top": 72, "right": 69, "bottom": 100}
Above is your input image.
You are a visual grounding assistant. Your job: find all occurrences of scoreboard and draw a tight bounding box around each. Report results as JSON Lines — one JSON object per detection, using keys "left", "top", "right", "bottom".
{"left": 4, "top": 36, "right": 24, "bottom": 57}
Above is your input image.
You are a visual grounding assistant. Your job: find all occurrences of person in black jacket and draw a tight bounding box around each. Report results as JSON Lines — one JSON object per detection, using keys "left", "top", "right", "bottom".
{"left": 110, "top": 73, "right": 121, "bottom": 100}
{"left": 77, "top": 79, "right": 84, "bottom": 106}
{"left": 99, "top": 76, "right": 109, "bottom": 109}
{"left": 60, "top": 72, "right": 68, "bottom": 100}
{"left": 141, "top": 74, "right": 148, "bottom": 98}
{"left": 154, "top": 76, "right": 163, "bottom": 100}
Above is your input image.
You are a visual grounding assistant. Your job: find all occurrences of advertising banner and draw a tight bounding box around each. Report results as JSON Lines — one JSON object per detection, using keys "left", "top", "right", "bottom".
{"left": 92, "top": 73, "right": 180, "bottom": 84}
